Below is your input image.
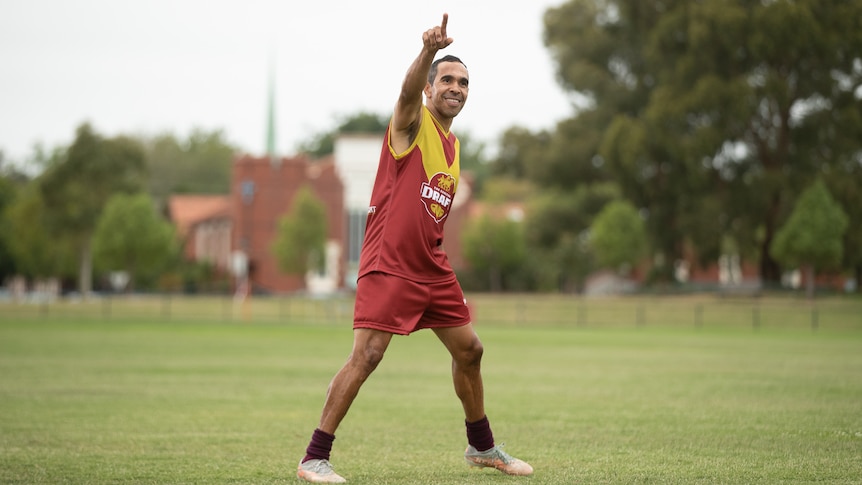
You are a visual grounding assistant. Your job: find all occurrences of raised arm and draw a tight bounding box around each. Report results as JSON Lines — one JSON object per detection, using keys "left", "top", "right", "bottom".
{"left": 390, "top": 14, "right": 453, "bottom": 154}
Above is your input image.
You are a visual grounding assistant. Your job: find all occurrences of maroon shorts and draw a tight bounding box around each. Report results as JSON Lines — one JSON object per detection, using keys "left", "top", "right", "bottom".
{"left": 353, "top": 272, "right": 472, "bottom": 335}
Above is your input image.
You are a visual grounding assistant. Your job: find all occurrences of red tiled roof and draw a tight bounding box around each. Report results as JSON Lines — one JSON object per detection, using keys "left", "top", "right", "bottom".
{"left": 168, "top": 195, "right": 231, "bottom": 237}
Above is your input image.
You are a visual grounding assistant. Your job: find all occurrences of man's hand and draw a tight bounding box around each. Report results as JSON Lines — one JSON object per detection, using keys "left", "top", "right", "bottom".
{"left": 391, "top": 13, "right": 453, "bottom": 154}
{"left": 422, "top": 13, "right": 453, "bottom": 51}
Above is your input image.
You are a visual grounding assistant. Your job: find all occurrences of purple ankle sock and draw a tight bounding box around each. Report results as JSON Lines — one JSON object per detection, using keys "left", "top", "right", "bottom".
{"left": 303, "top": 428, "right": 335, "bottom": 463}
{"left": 466, "top": 416, "right": 495, "bottom": 452}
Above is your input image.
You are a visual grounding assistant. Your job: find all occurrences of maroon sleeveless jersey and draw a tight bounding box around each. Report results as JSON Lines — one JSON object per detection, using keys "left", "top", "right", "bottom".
{"left": 358, "top": 106, "right": 461, "bottom": 283}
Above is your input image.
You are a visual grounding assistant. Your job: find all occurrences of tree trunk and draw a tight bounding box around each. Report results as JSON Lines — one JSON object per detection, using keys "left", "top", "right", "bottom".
{"left": 760, "top": 185, "right": 783, "bottom": 286}
{"left": 805, "top": 265, "right": 815, "bottom": 300}
{"left": 759, "top": 249, "right": 782, "bottom": 286}
{"left": 489, "top": 265, "right": 502, "bottom": 292}
{"left": 78, "top": 237, "right": 93, "bottom": 299}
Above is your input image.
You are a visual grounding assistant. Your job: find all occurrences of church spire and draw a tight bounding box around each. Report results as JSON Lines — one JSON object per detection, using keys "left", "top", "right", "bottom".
{"left": 266, "top": 51, "right": 279, "bottom": 168}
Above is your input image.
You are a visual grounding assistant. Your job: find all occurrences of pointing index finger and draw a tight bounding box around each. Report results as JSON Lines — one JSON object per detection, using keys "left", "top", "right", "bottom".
{"left": 441, "top": 13, "right": 448, "bottom": 38}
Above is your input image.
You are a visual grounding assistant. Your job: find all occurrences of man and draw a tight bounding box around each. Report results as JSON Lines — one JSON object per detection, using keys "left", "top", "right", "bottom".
{"left": 297, "top": 14, "right": 533, "bottom": 483}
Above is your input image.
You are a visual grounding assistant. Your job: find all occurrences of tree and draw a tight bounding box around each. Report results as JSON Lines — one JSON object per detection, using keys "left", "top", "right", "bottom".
{"left": 525, "top": 183, "right": 619, "bottom": 292}
{"left": 590, "top": 200, "right": 647, "bottom": 274}
{"left": 645, "top": 0, "right": 861, "bottom": 284}
{"left": 493, "top": 126, "right": 551, "bottom": 180}
{"left": 544, "top": 0, "right": 862, "bottom": 285}
{"left": 544, "top": 0, "right": 701, "bottom": 282}
{"left": 461, "top": 214, "right": 527, "bottom": 292}
{"left": 298, "top": 111, "right": 389, "bottom": 157}
{"left": 143, "top": 129, "right": 237, "bottom": 203}
{"left": 271, "top": 186, "right": 327, "bottom": 280}
{"left": 0, "top": 165, "right": 21, "bottom": 280}
{"left": 453, "top": 131, "right": 491, "bottom": 197}
{"left": 528, "top": 114, "right": 612, "bottom": 191}
{"left": 825, "top": 166, "right": 862, "bottom": 292}
{"left": 3, "top": 182, "right": 77, "bottom": 281}
{"left": 92, "top": 192, "right": 176, "bottom": 291}
{"left": 38, "top": 123, "right": 146, "bottom": 296}
{"left": 770, "top": 179, "right": 848, "bottom": 298}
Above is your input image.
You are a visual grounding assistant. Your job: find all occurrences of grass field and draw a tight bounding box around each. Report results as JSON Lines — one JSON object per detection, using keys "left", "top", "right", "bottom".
{"left": 1, "top": 295, "right": 861, "bottom": 484}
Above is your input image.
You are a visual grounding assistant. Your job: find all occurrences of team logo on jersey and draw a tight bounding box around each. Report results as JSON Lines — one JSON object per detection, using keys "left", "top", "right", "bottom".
{"left": 420, "top": 172, "right": 456, "bottom": 223}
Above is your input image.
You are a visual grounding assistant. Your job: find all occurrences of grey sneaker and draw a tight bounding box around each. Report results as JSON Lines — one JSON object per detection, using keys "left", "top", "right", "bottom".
{"left": 297, "top": 459, "right": 346, "bottom": 483}
{"left": 465, "top": 444, "right": 533, "bottom": 476}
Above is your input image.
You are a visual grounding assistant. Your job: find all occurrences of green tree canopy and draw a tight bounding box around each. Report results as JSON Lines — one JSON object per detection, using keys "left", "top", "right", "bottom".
{"left": 770, "top": 179, "right": 848, "bottom": 297}
{"left": 543, "top": 0, "right": 862, "bottom": 285}
{"left": 271, "top": 186, "right": 328, "bottom": 280}
{"left": 143, "top": 129, "right": 237, "bottom": 203}
{"left": 524, "top": 183, "right": 619, "bottom": 291}
{"left": 590, "top": 200, "right": 647, "bottom": 273}
{"left": 298, "top": 111, "right": 389, "bottom": 157}
{"left": 493, "top": 127, "right": 551, "bottom": 180}
{"left": 3, "top": 181, "right": 78, "bottom": 280}
{"left": 38, "top": 123, "right": 146, "bottom": 295}
{"left": 453, "top": 131, "right": 491, "bottom": 197}
{"left": 0, "top": 166, "right": 21, "bottom": 279}
{"left": 461, "top": 214, "right": 527, "bottom": 292}
{"left": 93, "top": 192, "right": 177, "bottom": 291}
{"left": 825, "top": 164, "right": 862, "bottom": 291}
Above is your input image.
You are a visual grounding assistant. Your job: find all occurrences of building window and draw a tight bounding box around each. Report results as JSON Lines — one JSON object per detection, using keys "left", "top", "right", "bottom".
{"left": 346, "top": 208, "right": 367, "bottom": 265}
{"left": 241, "top": 180, "right": 255, "bottom": 204}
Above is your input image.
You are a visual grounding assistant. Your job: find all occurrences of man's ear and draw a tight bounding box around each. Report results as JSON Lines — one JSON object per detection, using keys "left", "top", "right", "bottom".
{"left": 423, "top": 83, "right": 432, "bottom": 98}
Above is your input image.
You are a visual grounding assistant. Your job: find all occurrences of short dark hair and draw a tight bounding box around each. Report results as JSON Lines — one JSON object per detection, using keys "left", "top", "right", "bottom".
{"left": 428, "top": 55, "right": 467, "bottom": 84}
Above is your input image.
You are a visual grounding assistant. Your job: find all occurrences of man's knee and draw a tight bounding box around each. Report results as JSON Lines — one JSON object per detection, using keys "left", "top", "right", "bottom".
{"left": 350, "top": 342, "right": 387, "bottom": 375}
{"left": 457, "top": 336, "right": 484, "bottom": 367}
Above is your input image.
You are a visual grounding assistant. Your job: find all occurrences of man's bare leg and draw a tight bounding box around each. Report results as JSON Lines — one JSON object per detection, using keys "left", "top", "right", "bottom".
{"left": 298, "top": 328, "right": 395, "bottom": 483}
{"left": 318, "top": 328, "right": 394, "bottom": 433}
{"left": 433, "top": 324, "right": 485, "bottom": 422}
{"left": 433, "top": 323, "right": 533, "bottom": 476}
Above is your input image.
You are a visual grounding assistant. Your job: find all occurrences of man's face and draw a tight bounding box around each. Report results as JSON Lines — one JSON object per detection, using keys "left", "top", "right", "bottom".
{"left": 425, "top": 61, "right": 469, "bottom": 120}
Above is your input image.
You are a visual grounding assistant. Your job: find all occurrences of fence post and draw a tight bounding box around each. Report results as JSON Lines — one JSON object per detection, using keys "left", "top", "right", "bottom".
{"left": 103, "top": 296, "right": 111, "bottom": 320}
{"left": 752, "top": 302, "right": 760, "bottom": 330}
{"left": 286, "top": 295, "right": 293, "bottom": 322}
{"left": 577, "top": 304, "right": 587, "bottom": 327}
{"left": 162, "top": 293, "right": 171, "bottom": 320}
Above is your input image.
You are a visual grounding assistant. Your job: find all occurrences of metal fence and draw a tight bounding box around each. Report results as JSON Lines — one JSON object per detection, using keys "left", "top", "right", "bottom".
{"left": 2, "top": 292, "right": 860, "bottom": 332}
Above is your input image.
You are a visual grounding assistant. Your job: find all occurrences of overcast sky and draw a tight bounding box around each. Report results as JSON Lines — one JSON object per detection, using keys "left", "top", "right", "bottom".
{"left": 0, "top": 0, "right": 576, "bottom": 167}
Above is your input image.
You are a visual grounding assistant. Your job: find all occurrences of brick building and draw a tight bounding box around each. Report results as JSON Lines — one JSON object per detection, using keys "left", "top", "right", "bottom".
{"left": 168, "top": 134, "right": 476, "bottom": 295}
{"left": 231, "top": 154, "right": 344, "bottom": 294}
{"left": 168, "top": 195, "right": 232, "bottom": 272}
